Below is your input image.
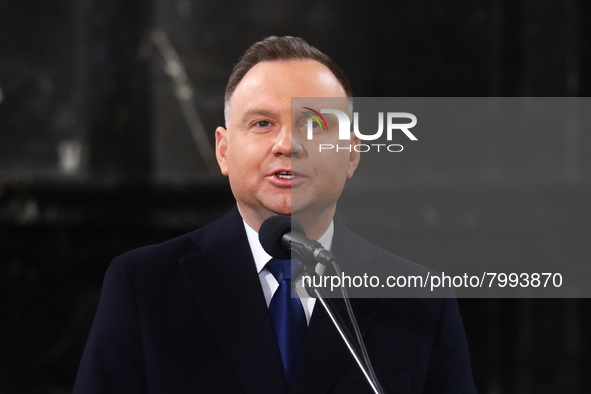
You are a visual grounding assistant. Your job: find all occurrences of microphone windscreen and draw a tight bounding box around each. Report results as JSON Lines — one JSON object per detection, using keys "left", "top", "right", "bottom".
{"left": 259, "top": 215, "right": 305, "bottom": 259}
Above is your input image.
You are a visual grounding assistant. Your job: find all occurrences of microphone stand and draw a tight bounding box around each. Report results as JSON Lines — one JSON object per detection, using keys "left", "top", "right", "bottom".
{"left": 300, "top": 268, "right": 385, "bottom": 394}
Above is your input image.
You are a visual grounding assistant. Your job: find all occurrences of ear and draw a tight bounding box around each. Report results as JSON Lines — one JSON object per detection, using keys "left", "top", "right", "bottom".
{"left": 215, "top": 126, "right": 229, "bottom": 176}
{"left": 346, "top": 134, "right": 361, "bottom": 178}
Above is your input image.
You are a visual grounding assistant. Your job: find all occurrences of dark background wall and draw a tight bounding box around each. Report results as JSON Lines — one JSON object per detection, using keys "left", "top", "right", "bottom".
{"left": 1, "top": 0, "right": 589, "bottom": 392}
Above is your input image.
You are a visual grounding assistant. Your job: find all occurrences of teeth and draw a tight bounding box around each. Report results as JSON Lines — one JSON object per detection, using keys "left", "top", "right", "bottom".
{"left": 276, "top": 171, "right": 295, "bottom": 179}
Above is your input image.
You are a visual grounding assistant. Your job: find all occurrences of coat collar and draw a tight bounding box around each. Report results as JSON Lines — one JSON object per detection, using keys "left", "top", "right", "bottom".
{"left": 180, "top": 207, "right": 287, "bottom": 394}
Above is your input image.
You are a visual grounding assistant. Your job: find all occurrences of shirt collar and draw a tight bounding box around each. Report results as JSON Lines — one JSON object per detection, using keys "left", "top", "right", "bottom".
{"left": 244, "top": 219, "right": 334, "bottom": 275}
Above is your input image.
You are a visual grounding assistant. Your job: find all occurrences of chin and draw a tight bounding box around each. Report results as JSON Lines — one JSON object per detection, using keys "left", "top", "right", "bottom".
{"left": 267, "top": 204, "right": 292, "bottom": 217}
{"left": 264, "top": 197, "right": 292, "bottom": 216}
{"left": 273, "top": 208, "right": 292, "bottom": 216}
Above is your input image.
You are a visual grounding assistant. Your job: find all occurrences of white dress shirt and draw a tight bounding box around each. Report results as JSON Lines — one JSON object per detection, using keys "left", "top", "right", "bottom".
{"left": 243, "top": 220, "right": 333, "bottom": 325}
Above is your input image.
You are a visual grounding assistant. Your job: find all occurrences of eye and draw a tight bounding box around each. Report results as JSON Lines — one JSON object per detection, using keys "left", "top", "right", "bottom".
{"left": 254, "top": 120, "right": 272, "bottom": 128}
{"left": 298, "top": 118, "right": 323, "bottom": 134}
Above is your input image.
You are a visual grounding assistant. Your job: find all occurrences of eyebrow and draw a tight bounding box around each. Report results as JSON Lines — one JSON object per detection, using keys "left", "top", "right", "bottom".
{"left": 239, "top": 108, "right": 279, "bottom": 124}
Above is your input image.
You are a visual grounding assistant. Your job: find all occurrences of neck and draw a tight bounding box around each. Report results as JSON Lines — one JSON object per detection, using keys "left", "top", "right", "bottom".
{"left": 237, "top": 204, "right": 334, "bottom": 241}
{"left": 292, "top": 208, "right": 334, "bottom": 240}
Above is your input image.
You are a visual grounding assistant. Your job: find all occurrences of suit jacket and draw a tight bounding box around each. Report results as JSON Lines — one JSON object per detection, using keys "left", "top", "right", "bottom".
{"left": 74, "top": 207, "right": 476, "bottom": 393}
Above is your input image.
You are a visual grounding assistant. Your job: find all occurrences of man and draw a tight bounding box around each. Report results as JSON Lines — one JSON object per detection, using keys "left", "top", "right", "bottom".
{"left": 74, "top": 36, "right": 476, "bottom": 393}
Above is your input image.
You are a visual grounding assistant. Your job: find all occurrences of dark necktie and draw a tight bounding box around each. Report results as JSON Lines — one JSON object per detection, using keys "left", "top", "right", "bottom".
{"left": 266, "top": 258, "right": 307, "bottom": 384}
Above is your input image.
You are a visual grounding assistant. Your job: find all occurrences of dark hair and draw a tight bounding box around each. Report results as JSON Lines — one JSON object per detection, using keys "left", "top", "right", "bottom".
{"left": 224, "top": 36, "right": 352, "bottom": 112}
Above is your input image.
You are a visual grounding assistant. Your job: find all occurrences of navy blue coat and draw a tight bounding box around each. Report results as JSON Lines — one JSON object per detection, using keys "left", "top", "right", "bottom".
{"left": 74, "top": 207, "right": 476, "bottom": 393}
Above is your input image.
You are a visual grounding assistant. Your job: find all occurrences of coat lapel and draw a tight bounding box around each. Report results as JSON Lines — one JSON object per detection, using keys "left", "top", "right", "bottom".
{"left": 289, "top": 216, "right": 384, "bottom": 393}
{"left": 180, "top": 208, "right": 287, "bottom": 394}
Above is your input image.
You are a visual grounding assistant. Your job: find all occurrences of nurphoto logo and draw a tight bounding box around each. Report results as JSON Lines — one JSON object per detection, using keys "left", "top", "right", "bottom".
{"left": 303, "top": 107, "right": 418, "bottom": 153}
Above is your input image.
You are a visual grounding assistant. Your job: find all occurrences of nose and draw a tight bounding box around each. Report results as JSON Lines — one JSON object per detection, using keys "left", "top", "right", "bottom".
{"left": 272, "top": 124, "right": 305, "bottom": 158}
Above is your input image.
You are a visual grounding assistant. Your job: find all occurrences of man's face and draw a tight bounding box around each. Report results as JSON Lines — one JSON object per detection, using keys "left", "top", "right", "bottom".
{"left": 215, "top": 60, "right": 360, "bottom": 233}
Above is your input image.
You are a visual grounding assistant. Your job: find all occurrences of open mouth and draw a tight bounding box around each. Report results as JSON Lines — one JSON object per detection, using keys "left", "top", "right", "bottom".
{"left": 275, "top": 171, "right": 297, "bottom": 180}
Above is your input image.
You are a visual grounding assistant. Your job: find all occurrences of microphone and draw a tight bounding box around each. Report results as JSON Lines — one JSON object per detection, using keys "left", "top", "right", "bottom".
{"left": 259, "top": 215, "right": 336, "bottom": 266}
{"left": 259, "top": 215, "right": 386, "bottom": 394}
